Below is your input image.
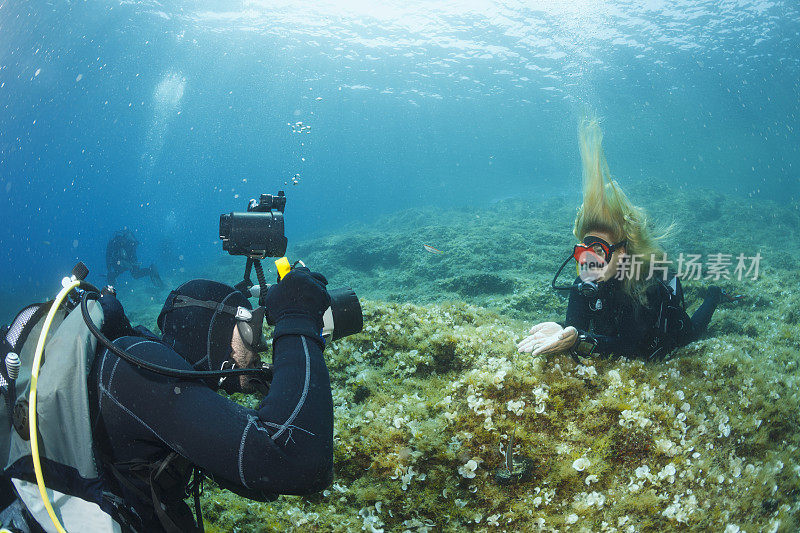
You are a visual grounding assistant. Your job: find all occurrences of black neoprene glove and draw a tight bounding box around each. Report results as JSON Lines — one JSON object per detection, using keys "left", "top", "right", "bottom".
{"left": 97, "top": 292, "right": 135, "bottom": 340}
{"left": 265, "top": 267, "right": 331, "bottom": 344}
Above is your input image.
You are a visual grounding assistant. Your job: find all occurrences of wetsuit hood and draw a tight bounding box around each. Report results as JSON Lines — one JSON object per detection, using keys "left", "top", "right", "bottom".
{"left": 157, "top": 279, "right": 251, "bottom": 377}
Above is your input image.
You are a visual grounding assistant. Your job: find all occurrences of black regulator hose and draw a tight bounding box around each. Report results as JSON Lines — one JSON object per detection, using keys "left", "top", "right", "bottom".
{"left": 551, "top": 253, "right": 577, "bottom": 291}
{"left": 80, "top": 288, "right": 273, "bottom": 381}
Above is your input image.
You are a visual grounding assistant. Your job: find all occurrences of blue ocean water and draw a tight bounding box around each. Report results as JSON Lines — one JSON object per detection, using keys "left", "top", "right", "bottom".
{"left": 1, "top": 0, "right": 798, "bottom": 318}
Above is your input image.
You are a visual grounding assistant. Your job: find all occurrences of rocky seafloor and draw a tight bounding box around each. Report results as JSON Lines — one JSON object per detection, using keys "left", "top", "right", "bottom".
{"left": 121, "top": 185, "right": 800, "bottom": 532}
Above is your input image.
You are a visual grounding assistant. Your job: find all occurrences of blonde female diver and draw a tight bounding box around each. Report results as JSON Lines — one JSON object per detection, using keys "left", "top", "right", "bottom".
{"left": 518, "top": 119, "right": 739, "bottom": 361}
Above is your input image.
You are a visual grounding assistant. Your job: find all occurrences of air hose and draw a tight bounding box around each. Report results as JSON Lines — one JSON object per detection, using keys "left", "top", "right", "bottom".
{"left": 29, "top": 278, "right": 80, "bottom": 533}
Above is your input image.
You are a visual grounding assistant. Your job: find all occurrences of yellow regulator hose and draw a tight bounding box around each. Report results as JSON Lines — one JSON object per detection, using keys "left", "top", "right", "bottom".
{"left": 28, "top": 279, "right": 80, "bottom": 533}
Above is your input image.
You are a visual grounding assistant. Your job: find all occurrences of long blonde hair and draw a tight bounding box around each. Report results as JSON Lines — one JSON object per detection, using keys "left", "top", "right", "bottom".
{"left": 573, "top": 118, "right": 669, "bottom": 305}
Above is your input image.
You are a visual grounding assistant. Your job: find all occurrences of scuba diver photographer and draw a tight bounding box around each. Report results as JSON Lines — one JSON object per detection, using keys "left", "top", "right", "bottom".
{"left": 0, "top": 191, "right": 362, "bottom": 533}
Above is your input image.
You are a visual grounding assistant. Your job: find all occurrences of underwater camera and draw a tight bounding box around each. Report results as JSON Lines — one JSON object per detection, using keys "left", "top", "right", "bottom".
{"left": 221, "top": 191, "right": 363, "bottom": 343}
{"left": 219, "top": 191, "right": 288, "bottom": 258}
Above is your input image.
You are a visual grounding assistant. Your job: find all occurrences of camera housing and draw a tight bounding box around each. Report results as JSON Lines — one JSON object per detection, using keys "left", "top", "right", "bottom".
{"left": 219, "top": 192, "right": 287, "bottom": 258}
{"left": 221, "top": 191, "right": 364, "bottom": 344}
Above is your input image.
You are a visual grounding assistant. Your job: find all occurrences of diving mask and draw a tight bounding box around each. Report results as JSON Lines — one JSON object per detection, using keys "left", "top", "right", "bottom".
{"left": 551, "top": 236, "right": 627, "bottom": 293}
{"left": 233, "top": 306, "right": 266, "bottom": 353}
{"left": 572, "top": 236, "right": 626, "bottom": 263}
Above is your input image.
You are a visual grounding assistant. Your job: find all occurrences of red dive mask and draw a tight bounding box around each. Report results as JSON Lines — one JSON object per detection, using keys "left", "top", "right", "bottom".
{"left": 573, "top": 236, "right": 626, "bottom": 263}
{"left": 552, "top": 236, "right": 627, "bottom": 293}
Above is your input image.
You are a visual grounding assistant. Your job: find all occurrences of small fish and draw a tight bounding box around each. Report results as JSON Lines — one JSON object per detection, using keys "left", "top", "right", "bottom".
{"left": 422, "top": 244, "right": 444, "bottom": 254}
{"left": 43, "top": 240, "right": 51, "bottom": 246}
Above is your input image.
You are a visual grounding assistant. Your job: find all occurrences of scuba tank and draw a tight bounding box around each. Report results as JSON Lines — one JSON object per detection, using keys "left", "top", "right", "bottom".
{"left": 0, "top": 264, "right": 124, "bottom": 533}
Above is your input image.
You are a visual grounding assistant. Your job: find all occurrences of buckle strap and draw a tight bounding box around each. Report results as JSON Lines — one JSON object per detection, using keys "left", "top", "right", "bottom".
{"left": 171, "top": 295, "right": 240, "bottom": 316}
{"left": 107, "top": 453, "right": 202, "bottom": 533}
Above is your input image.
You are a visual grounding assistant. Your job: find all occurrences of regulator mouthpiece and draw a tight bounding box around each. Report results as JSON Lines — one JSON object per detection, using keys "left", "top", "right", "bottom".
{"left": 5, "top": 352, "right": 20, "bottom": 381}
{"left": 577, "top": 280, "right": 599, "bottom": 299}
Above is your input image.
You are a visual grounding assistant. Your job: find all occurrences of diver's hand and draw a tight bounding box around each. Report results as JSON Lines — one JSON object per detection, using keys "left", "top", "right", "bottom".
{"left": 265, "top": 267, "right": 331, "bottom": 328}
{"left": 97, "top": 292, "right": 135, "bottom": 340}
{"left": 516, "top": 322, "right": 561, "bottom": 352}
{"left": 529, "top": 322, "right": 562, "bottom": 340}
{"left": 517, "top": 324, "right": 578, "bottom": 356}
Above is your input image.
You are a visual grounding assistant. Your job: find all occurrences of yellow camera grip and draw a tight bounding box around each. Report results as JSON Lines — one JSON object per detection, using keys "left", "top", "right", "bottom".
{"left": 275, "top": 257, "right": 292, "bottom": 280}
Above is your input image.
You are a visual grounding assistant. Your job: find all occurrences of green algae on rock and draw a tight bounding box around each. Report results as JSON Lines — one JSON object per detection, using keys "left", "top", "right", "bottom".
{"left": 196, "top": 298, "right": 798, "bottom": 532}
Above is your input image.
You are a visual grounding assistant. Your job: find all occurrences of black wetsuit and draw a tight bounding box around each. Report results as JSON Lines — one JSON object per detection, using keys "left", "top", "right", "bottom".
{"left": 88, "top": 297, "right": 333, "bottom": 531}
{"left": 564, "top": 276, "right": 722, "bottom": 359}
